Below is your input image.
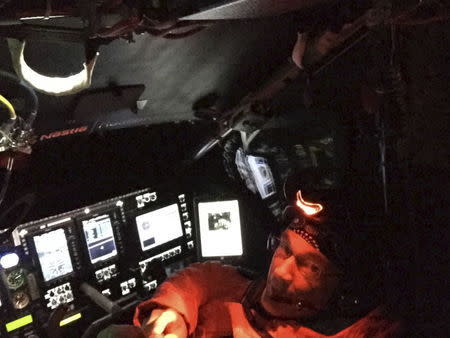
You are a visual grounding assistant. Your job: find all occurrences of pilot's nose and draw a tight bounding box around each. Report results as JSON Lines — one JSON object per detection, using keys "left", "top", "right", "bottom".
{"left": 273, "top": 256, "right": 295, "bottom": 283}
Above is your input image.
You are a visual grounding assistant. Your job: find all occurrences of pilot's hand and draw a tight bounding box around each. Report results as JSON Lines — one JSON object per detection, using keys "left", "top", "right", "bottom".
{"left": 142, "top": 308, "right": 188, "bottom": 338}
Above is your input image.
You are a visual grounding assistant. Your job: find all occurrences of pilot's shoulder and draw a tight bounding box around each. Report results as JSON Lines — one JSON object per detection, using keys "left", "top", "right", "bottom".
{"left": 236, "top": 266, "right": 262, "bottom": 280}
{"left": 183, "top": 261, "right": 259, "bottom": 281}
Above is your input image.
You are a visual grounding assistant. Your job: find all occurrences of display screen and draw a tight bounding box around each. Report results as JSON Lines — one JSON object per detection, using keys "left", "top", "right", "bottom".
{"left": 82, "top": 214, "right": 118, "bottom": 264}
{"left": 136, "top": 204, "right": 183, "bottom": 251}
{"left": 197, "top": 200, "right": 243, "bottom": 258}
{"left": 33, "top": 228, "right": 74, "bottom": 282}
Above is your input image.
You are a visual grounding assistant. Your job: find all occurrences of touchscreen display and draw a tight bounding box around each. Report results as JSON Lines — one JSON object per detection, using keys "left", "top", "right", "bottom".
{"left": 82, "top": 215, "right": 118, "bottom": 264}
{"left": 136, "top": 204, "right": 183, "bottom": 251}
{"left": 198, "top": 200, "right": 243, "bottom": 257}
{"left": 33, "top": 228, "right": 74, "bottom": 282}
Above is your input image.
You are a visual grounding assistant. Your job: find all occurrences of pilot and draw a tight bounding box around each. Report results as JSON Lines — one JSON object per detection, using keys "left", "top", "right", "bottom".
{"left": 125, "top": 190, "right": 403, "bottom": 338}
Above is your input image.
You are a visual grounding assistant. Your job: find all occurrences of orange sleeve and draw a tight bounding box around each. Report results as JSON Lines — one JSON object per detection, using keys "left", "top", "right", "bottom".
{"left": 336, "top": 307, "right": 404, "bottom": 338}
{"left": 133, "top": 261, "right": 251, "bottom": 334}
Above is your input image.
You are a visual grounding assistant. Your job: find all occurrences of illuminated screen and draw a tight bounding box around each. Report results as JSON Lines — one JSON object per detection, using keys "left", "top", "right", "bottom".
{"left": 33, "top": 228, "right": 74, "bottom": 282}
{"left": 198, "top": 200, "right": 243, "bottom": 257}
{"left": 82, "top": 214, "right": 118, "bottom": 264}
{"left": 136, "top": 204, "right": 183, "bottom": 251}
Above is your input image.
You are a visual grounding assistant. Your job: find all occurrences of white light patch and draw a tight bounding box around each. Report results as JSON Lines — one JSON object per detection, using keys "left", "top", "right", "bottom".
{"left": 0, "top": 253, "right": 20, "bottom": 269}
{"left": 7, "top": 39, "right": 98, "bottom": 96}
{"left": 116, "top": 200, "right": 123, "bottom": 207}
{"left": 84, "top": 208, "right": 90, "bottom": 214}
{"left": 21, "top": 15, "right": 66, "bottom": 20}
{"left": 136, "top": 100, "right": 148, "bottom": 110}
{"left": 47, "top": 217, "right": 71, "bottom": 227}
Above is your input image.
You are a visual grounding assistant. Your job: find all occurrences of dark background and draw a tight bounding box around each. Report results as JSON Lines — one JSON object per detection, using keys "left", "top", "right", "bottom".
{"left": 0, "top": 14, "right": 447, "bottom": 337}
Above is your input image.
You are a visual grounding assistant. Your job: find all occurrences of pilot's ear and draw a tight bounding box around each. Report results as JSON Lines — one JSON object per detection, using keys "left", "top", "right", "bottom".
{"left": 266, "top": 233, "right": 280, "bottom": 252}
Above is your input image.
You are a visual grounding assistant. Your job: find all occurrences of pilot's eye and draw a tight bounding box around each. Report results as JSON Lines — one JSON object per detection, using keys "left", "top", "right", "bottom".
{"left": 310, "top": 264, "right": 320, "bottom": 274}
{"left": 301, "top": 263, "right": 322, "bottom": 280}
{"left": 276, "top": 243, "right": 291, "bottom": 258}
{"left": 282, "top": 244, "right": 292, "bottom": 256}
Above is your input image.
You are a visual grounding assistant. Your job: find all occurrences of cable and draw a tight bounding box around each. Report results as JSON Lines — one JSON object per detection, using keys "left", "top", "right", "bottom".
{"left": 0, "top": 157, "right": 14, "bottom": 208}
{"left": 0, "top": 94, "right": 17, "bottom": 120}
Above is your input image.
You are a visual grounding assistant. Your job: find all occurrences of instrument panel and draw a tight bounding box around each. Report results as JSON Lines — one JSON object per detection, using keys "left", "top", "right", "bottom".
{"left": 0, "top": 188, "right": 196, "bottom": 337}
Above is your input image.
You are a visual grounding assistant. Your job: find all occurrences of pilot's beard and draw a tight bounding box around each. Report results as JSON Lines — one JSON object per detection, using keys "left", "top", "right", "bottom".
{"left": 260, "top": 285, "right": 320, "bottom": 320}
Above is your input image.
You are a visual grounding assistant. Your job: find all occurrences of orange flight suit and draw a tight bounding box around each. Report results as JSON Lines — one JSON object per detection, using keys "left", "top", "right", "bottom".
{"left": 134, "top": 261, "right": 402, "bottom": 337}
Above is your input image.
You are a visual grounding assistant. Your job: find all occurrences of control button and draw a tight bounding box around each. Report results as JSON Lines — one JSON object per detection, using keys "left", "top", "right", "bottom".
{"left": 66, "top": 292, "right": 74, "bottom": 302}
{"left": 180, "top": 203, "right": 187, "bottom": 212}
{"left": 49, "top": 291, "right": 55, "bottom": 297}
{"left": 185, "top": 228, "right": 192, "bottom": 238}
{"left": 175, "top": 248, "right": 181, "bottom": 254}
{"left": 110, "top": 265, "right": 117, "bottom": 274}
{"left": 12, "top": 291, "right": 30, "bottom": 310}
{"left": 96, "top": 271, "right": 104, "bottom": 280}
{"left": 121, "top": 283, "right": 130, "bottom": 296}
{"left": 65, "top": 284, "right": 70, "bottom": 290}
{"left": 178, "top": 194, "right": 185, "bottom": 203}
{"left": 184, "top": 221, "right": 191, "bottom": 228}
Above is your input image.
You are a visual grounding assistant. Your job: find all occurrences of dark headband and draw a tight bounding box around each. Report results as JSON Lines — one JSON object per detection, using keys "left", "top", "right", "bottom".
{"left": 288, "top": 215, "right": 346, "bottom": 269}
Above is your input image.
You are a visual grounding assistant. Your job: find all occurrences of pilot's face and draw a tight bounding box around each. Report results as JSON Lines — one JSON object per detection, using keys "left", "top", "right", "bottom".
{"left": 261, "top": 229, "right": 341, "bottom": 319}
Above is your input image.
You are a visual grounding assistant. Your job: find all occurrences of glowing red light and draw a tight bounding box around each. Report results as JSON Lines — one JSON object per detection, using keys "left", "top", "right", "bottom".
{"left": 295, "top": 190, "right": 324, "bottom": 216}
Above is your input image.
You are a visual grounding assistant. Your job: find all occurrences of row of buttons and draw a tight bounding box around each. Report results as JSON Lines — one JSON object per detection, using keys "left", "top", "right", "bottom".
{"left": 184, "top": 219, "right": 192, "bottom": 239}
{"left": 139, "top": 246, "right": 182, "bottom": 273}
{"left": 44, "top": 282, "right": 74, "bottom": 310}
{"left": 120, "top": 278, "right": 137, "bottom": 296}
{"left": 143, "top": 280, "right": 158, "bottom": 292}
{"left": 136, "top": 192, "right": 157, "bottom": 208}
{"left": 178, "top": 194, "right": 193, "bottom": 239}
{"left": 95, "top": 264, "right": 117, "bottom": 283}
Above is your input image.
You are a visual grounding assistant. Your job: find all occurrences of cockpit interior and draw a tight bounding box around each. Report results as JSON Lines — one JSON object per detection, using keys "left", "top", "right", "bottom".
{"left": 0, "top": 1, "right": 447, "bottom": 337}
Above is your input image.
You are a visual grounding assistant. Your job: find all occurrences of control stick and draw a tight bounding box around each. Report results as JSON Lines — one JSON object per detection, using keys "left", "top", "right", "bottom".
{"left": 80, "top": 282, "right": 142, "bottom": 338}
{"left": 80, "top": 282, "right": 122, "bottom": 314}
